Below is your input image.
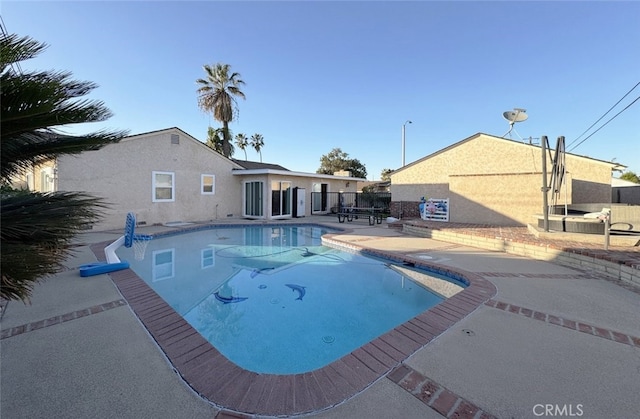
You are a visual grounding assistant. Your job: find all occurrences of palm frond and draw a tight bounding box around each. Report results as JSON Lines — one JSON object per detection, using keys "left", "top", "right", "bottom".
{"left": 1, "top": 130, "right": 126, "bottom": 180}
{"left": 0, "top": 190, "right": 107, "bottom": 302}
{"left": 0, "top": 33, "right": 48, "bottom": 73}
{"left": 0, "top": 70, "right": 122, "bottom": 129}
{"left": 196, "top": 62, "right": 246, "bottom": 157}
{"left": 1, "top": 67, "right": 127, "bottom": 179}
{"left": 0, "top": 32, "right": 127, "bottom": 301}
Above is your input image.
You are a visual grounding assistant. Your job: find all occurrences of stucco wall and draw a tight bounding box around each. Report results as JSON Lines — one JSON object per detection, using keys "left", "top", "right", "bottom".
{"left": 390, "top": 134, "right": 615, "bottom": 226}
{"left": 392, "top": 134, "right": 542, "bottom": 189}
{"left": 567, "top": 156, "right": 614, "bottom": 203}
{"left": 448, "top": 173, "right": 547, "bottom": 225}
{"left": 57, "top": 129, "right": 241, "bottom": 230}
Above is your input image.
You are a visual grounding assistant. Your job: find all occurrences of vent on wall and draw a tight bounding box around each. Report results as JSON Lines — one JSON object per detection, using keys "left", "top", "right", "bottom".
{"left": 171, "top": 134, "right": 179, "bottom": 144}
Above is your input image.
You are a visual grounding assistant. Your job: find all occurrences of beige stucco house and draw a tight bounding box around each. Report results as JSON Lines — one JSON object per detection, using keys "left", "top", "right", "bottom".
{"left": 50, "top": 127, "right": 361, "bottom": 230}
{"left": 390, "top": 133, "right": 624, "bottom": 226}
{"left": 10, "top": 161, "right": 57, "bottom": 193}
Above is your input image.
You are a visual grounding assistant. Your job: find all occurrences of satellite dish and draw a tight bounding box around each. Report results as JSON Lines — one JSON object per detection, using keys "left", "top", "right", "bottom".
{"left": 502, "top": 108, "right": 528, "bottom": 139}
{"left": 503, "top": 109, "right": 528, "bottom": 123}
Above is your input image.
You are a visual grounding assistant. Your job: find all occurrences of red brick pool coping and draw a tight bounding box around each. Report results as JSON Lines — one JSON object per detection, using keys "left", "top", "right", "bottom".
{"left": 88, "top": 227, "right": 497, "bottom": 416}
{"left": 388, "top": 364, "right": 497, "bottom": 419}
{"left": 486, "top": 299, "right": 640, "bottom": 348}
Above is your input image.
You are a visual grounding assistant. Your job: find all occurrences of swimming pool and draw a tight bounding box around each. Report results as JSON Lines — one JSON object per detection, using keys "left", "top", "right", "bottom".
{"left": 117, "top": 225, "right": 463, "bottom": 374}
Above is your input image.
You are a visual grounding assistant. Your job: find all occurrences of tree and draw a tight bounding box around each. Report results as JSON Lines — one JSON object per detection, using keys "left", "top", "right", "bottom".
{"left": 250, "top": 133, "right": 264, "bottom": 162}
{"left": 235, "top": 133, "right": 249, "bottom": 160}
{"left": 317, "top": 148, "right": 367, "bottom": 179}
{"left": 1, "top": 33, "right": 126, "bottom": 302}
{"left": 196, "top": 63, "right": 245, "bottom": 158}
{"left": 205, "top": 126, "right": 223, "bottom": 153}
{"left": 620, "top": 171, "right": 639, "bottom": 184}
{"left": 205, "top": 126, "right": 234, "bottom": 157}
{"left": 380, "top": 168, "right": 393, "bottom": 181}
{"left": 344, "top": 158, "right": 367, "bottom": 179}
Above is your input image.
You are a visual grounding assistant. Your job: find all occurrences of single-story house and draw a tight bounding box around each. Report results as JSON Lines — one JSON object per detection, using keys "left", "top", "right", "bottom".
{"left": 390, "top": 133, "right": 625, "bottom": 226}
{"left": 35, "top": 127, "right": 363, "bottom": 230}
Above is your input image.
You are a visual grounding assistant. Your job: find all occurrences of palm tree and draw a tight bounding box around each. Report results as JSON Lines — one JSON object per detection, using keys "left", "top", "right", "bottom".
{"left": 205, "top": 126, "right": 234, "bottom": 157}
{"left": 235, "top": 133, "right": 249, "bottom": 160}
{"left": 1, "top": 33, "right": 126, "bottom": 302}
{"left": 250, "top": 133, "right": 264, "bottom": 162}
{"left": 196, "top": 63, "right": 245, "bottom": 158}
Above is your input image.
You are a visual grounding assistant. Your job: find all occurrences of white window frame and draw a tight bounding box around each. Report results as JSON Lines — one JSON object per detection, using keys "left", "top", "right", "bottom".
{"left": 152, "top": 171, "right": 175, "bottom": 202}
{"left": 152, "top": 249, "right": 175, "bottom": 282}
{"left": 201, "top": 248, "right": 215, "bottom": 269}
{"left": 40, "top": 167, "right": 54, "bottom": 192}
{"left": 201, "top": 174, "right": 215, "bottom": 195}
{"left": 312, "top": 182, "right": 329, "bottom": 213}
{"left": 271, "top": 180, "right": 292, "bottom": 218}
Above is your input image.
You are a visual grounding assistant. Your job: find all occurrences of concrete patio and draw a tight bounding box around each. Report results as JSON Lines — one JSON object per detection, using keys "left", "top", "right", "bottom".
{"left": 1, "top": 217, "right": 639, "bottom": 419}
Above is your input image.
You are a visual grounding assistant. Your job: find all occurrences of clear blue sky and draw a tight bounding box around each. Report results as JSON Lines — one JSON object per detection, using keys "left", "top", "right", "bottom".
{"left": 4, "top": 1, "right": 639, "bottom": 179}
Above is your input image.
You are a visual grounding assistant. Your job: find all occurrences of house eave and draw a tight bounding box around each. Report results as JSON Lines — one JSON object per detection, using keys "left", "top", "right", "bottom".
{"left": 232, "top": 169, "right": 366, "bottom": 181}
{"left": 391, "top": 132, "right": 626, "bottom": 175}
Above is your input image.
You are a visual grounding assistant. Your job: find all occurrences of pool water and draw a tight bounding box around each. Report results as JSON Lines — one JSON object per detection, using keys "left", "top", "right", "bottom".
{"left": 118, "top": 225, "right": 455, "bottom": 374}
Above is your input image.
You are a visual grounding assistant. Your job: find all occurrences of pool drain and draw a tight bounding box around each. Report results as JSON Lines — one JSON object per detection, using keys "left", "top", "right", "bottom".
{"left": 258, "top": 284, "right": 267, "bottom": 289}
{"left": 461, "top": 329, "right": 475, "bottom": 337}
{"left": 322, "top": 335, "right": 335, "bottom": 344}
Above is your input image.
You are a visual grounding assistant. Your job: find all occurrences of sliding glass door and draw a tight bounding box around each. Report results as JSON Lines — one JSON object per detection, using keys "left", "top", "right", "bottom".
{"left": 271, "top": 181, "right": 291, "bottom": 217}
{"left": 312, "top": 183, "right": 328, "bottom": 213}
{"left": 244, "top": 181, "right": 264, "bottom": 217}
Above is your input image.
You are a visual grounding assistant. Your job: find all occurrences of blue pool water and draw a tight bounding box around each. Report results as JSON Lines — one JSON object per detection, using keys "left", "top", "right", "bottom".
{"left": 118, "top": 225, "right": 455, "bottom": 374}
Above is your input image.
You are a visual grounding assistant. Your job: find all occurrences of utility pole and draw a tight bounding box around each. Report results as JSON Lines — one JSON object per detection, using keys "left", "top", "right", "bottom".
{"left": 402, "top": 120, "right": 412, "bottom": 167}
{"left": 541, "top": 135, "right": 550, "bottom": 231}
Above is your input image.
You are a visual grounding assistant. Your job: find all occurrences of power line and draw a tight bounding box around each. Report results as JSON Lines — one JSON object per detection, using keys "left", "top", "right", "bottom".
{"left": 567, "top": 94, "right": 640, "bottom": 152}
{"left": 0, "top": 15, "right": 24, "bottom": 75}
{"left": 567, "top": 81, "right": 640, "bottom": 149}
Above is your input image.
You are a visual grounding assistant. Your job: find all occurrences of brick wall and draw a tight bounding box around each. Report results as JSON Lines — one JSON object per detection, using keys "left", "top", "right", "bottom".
{"left": 402, "top": 222, "right": 639, "bottom": 286}
{"left": 390, "top": 201, "right": 422, "bottom": 219}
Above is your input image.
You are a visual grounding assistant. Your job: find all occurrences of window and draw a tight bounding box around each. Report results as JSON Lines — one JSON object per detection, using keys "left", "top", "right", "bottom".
{"left": 201, "top": 248, "right": 215, "bottom": 269}
{"left": 152, "top": 171, "right": 174, "bottom": 202}
{"left": 201, "top": 174, "right": 215, "bottom": 195}
{"left": 40, "top": 168, "right": 54, "bottom": 192}
{"left": 152, "top": 249, "right": 175, "bottom": 281}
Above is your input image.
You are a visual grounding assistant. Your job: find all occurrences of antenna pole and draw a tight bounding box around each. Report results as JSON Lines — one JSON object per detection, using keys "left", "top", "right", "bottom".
{"left": 503, "top": 123, "right": 514, "bottom": 138}
{"left": 541, "top": 135, "right": 550, "bottom": 232}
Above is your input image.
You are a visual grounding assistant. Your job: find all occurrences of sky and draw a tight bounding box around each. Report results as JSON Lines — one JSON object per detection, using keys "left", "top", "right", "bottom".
{"left": 3, "top": 1, "right": 639, "bottom": 179}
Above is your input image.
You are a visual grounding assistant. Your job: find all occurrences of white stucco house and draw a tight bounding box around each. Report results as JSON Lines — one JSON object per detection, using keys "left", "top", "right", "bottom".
{"left": 45, "top": 127, "right": 363, "bottom": 230}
